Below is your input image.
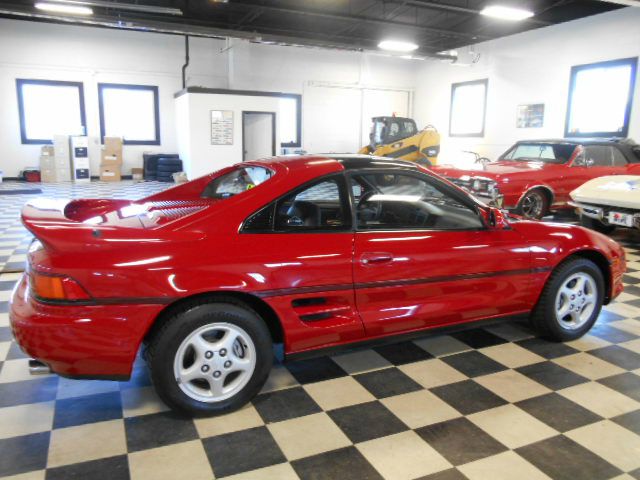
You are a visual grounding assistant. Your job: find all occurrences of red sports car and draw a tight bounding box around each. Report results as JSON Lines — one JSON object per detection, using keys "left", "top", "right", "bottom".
{"left": 10, "top": 155, "right": 625, "bottom": 415}
{"left": 432, "top": 138, "right": 640, "bottom": 219}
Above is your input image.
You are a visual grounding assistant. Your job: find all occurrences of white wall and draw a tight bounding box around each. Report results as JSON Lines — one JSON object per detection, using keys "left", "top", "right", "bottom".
{"left": 177, "top": 92, "right": 281, "bottom": 179}
{"left": 414, "top": 7, "right": 640, "bottom": 167}
{"left": 0, "top": 18, "right": 418, "bottom": 178}
{"left": 0, "top": 19, "right": 228, "bottom": 177}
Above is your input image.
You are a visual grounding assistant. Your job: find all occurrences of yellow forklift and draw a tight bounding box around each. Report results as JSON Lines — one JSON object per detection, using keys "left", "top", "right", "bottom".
{"left": 358, "top": 116, "right": 440, "bottom": 166}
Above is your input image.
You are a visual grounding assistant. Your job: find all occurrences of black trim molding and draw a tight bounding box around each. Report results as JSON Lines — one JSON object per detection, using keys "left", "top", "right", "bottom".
{"left": 256, "top": 267, "right": 551, "bottom": 298}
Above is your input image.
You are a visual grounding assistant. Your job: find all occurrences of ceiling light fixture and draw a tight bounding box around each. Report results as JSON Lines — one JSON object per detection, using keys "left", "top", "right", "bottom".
{"left": 35, "top": 2, "right": 93, "bottom": 15}
{"left": 480, "top": 5, "right": 534, "bottom": 21}
{"left": 378, "top": 40, "right": 419, "bottom": 52}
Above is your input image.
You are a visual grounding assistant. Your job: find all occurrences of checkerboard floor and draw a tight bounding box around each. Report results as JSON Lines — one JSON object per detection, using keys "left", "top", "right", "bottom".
{"left": 0, "top": 180, "right": 639, "bottom": 479}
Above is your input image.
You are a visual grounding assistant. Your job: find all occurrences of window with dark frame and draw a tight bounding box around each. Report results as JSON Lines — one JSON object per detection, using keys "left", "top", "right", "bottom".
{"left": 278, "top": 93, "right": 302, "bottom": 148}
{"left": 16, "top": 79, "right": 86, "bottom": 145}
{"left": 565, "top": 57, "right": 638, "bottom": 138}
{"left": 449, "top": 79, "right": 488, "bottom": 137}
{"left": 98, "top": 83, "right": 160, "bottom": 145}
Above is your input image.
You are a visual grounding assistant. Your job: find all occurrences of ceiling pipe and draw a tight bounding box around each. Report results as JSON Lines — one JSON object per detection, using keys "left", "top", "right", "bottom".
{"left": 182, "top": 35, "right": 190, "bottom": 89}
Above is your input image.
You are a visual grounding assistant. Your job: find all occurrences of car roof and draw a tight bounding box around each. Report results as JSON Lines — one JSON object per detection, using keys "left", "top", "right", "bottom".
{"left": 249, "top": 154, "right": 422, "bottom": 173}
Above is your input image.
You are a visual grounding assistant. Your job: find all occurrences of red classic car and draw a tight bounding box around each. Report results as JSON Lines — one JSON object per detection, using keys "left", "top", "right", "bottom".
{"left": 10, "top": 155, "right": 625, "bottom": 415}
{"left": 432, "top": 138, "right": 640, "bottom": 219}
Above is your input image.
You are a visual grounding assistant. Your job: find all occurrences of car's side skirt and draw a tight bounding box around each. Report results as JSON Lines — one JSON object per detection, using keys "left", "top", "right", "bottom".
{"left": 285, "top": 311, "right": 531, "bottom": 362}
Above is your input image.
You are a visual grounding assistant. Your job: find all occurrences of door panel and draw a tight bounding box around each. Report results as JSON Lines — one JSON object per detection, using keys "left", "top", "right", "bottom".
{"left": 353, "top": 229, "right": 533, "bottom": 336}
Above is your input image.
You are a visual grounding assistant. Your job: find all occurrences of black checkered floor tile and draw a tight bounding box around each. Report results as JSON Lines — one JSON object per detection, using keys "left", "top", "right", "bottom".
{"left": 0, "top": 181, "right": 639, "bottom": 479}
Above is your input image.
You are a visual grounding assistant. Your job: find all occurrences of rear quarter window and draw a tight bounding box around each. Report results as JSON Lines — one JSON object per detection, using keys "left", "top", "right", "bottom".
{"left": 202, "top": 166, "right": 273, "bottom": 199}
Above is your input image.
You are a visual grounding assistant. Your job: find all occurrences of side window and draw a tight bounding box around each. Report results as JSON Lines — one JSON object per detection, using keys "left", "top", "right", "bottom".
{"left": 403, "top": 121, "right": 417, "bottom": 136}
{"left": 243, "top": 176, "right": 351, "bottom": 233}
{"left": 582, "top": 146, "right": 611, "bottom": 166}
{"left": 275, "top": 177, "right": 350, "bottom": 231}
{"left": 352, "top": 172, "right": 483, "bottom": 230}
{"left": 611, "top": 147, "right": 628, "bottom": 167}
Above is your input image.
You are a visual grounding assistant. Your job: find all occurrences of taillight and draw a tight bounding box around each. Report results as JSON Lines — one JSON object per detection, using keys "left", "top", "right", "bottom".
{"left": 30, "top": 272, "right": 91, "bottom": 302}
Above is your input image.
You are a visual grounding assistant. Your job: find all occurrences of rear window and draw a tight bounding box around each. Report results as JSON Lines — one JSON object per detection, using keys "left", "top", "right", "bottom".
{"left": 202, "top": 166, "right": 273, "bottom": 199}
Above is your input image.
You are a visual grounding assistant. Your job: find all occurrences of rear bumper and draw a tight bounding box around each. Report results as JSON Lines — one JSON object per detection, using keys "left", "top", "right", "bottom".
{"left": 9, "top": 274, "right": 164, "bottom": 379}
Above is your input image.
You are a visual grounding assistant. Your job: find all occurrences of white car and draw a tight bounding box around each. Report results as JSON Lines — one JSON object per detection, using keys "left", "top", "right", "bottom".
{"left": 571, "top": 175, "right": 640, "bottom": 233}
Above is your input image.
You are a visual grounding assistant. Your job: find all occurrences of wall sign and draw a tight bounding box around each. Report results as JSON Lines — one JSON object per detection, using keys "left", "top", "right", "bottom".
{"left": 516, "top": 104, "right": 544, "bottom": 128}
{"left": 210, "top": 110, "right": 234, "bottom": 145}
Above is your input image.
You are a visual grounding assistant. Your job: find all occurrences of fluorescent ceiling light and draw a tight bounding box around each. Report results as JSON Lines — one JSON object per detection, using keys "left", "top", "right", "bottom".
{"left": 378, "top": 40, "right": 419, "bottom": 52}
{"left": 35, "top": 2, "right": 93, "bottom": 15}
{"left": 480, "top": 5, "right": 534, "bottom": 21}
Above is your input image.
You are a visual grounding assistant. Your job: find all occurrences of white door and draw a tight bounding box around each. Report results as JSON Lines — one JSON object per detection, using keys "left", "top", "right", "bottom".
{"left": 243, "top": 112, "right": 275, "bottom": 161}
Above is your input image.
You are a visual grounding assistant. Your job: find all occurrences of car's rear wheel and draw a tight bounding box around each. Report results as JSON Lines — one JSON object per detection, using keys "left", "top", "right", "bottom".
{"left": 516, "top": 189, "right": 549, "bottom": 219}
{"left": 530, "top": 258, "right": 604, "bottom": 341}
{"left": 580, "top": 215, "right": 616, "bottom": 234}
{"left": 147, "top": 301, "right": 273, "bottom": 416}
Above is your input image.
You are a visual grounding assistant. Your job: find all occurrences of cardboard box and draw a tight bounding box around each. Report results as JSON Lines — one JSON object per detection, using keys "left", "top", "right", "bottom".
{"left": 131, "top": 168, "right": 143, "bottom": 180}
{"left": 100, "top": 165, "right": 121, "bottom": 182}
{"left": 40, "top": 167, "right": 70, "bottom": 183}
{"left": 40, "top": 156, "right": 55, "bottom": 170}
{"left": 104, "top": 136, "right": 123, "bottom": 154}
{"left": 101, "top": 153, "right": 123, "bottom": 165}
{"left": 40, "top": 146, "right": 55, "bottom": 156}
{"left": 53, "top": 135, "right": 70, "bottom": 159}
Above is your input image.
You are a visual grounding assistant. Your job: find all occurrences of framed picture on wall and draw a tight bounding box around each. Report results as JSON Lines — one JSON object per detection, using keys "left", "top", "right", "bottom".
{"left": 516, "top": 104, "right": 545, "bottom": 128}
{"left": 211, "top": 110, "right": 234, "bottom": 145}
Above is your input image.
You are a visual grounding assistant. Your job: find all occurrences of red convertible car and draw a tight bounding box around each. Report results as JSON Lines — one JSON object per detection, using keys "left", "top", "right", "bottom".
{"left": 432, "top": 138, "right": 640, "bottom": 219}
{"left": 10, "top": 155, "right": 625, "bottom": 415}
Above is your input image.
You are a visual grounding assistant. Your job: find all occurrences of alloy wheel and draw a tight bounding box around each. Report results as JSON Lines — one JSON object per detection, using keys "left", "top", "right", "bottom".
{"left": 173, "top": 322, "right": 257, "bottom": 402}
{"left": 521, "top": 192, "right": 544, "bottom": 218}
{"left": 554, "top": 272, "right": 597, "bottom": 330}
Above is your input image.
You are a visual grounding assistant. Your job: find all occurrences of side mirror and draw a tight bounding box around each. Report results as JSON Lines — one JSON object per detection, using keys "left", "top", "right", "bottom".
{"left": 487, "top": 207, "right": 509, "bottom": 229}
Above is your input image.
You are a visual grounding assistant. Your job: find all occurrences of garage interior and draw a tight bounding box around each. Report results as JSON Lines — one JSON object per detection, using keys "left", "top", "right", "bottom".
{"left": 0, "top": 1, "right": 639, "bottom": 479}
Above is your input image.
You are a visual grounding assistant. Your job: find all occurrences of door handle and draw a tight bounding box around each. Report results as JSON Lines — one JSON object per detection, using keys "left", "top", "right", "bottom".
{"left": 361, "top": 253, "right": 394, "bottom": 265}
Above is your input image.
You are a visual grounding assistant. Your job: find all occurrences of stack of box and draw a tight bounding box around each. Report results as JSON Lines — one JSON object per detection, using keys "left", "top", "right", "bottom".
{"left": 100, "top": 137, "right": 123, "bottom": 182}
{"left": 40, "top": 135, "right": 72, "bottom": 183}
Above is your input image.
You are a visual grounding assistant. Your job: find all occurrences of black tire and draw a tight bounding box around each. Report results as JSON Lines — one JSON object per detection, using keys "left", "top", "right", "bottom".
{"left": 580, "top": 215, "right": 616, "bottom": 234}
{"left": 416, "top": 158, "right": 432, "bottom": 168}
{"left": 530, "top": 258, "right": 604, "bottom": 342}
{"left": 516, "top": 189, "right": 549, "bottom": 220}
{"left": 147, "top": 301, "right": 273, "bottom": 416}
{"left": 157, "top": 166, "right": 182, "bottom": 173}
{"left": 157, "top": 159, "right": 183, "bottom": 167}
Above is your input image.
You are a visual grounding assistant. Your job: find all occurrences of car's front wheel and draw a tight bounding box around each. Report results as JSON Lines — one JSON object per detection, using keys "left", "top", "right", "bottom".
{"left": 516, "top": 189, "right": 549, "bottom": 219}
{"left": 530, "top": 258, "right": 604, "bottom": 341}
{"left": 580, "top": 215, "right": 616, "bottom": 234}
{"left": 147, "top": 301, "right": 273, "bottom": 416}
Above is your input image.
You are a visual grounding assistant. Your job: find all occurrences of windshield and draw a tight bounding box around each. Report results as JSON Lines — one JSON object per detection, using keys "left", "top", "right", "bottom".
{"left": 202, "top": 166, "right": 273, "bottom": 199}
{"left": 501, "top": 143, "right": 576, "bottom": 164}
